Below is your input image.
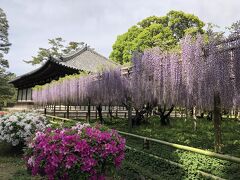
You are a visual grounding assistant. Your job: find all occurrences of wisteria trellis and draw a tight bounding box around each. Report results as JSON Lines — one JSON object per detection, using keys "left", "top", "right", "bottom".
{"left": 33, "top": 34, "right": 240, "bottom": 112}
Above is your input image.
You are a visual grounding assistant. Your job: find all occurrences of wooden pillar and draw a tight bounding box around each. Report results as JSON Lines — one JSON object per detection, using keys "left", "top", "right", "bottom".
{"left": 87, "top": 99, "right": 91, "bottom": 123}
{"left": 213, "top": 92, "right": 222, "bottom": 153}
{"left": 193, "top": 106, "right": 197, "bottom": 131}
{"left": 16, "top": 89, "right": 19, "bottom": 102}
{"left": 25, "top": 88, "right": 28, "bottom": 101}
{"left": 116, "top": 109, "right": 118, "bottom": 118}
{"left": 143, "top": 138, "right": 150, "bottom": 150}
{"left": 66, "top": 105, "right": 69, "bottom": 119}
{"left": 53, "top": 105, "right": 56, "bottom": 116}
{"left": 128, "top": 99, "right": 132, "bottom": 132}
{"left": 95, "top": 110, "right": 98, "bottom": 119}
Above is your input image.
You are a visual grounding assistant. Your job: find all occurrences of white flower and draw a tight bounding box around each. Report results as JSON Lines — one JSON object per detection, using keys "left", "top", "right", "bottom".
{"left": 28, "top": 142, "right": 34, "bottom": 148}
{"left": 9, "top": 116, "right": 17, "bottom": 122}
{"left": 12, "top": 139, "right": 19, "bottom": 146}
{"left": 0, "top": 112, "right": 50, "bottom": 146}
{"left": 72, "top": 123, "right": 90, "bottom": 134}
{"left": 27, "top": 156, "right": 35, "bottom": 166}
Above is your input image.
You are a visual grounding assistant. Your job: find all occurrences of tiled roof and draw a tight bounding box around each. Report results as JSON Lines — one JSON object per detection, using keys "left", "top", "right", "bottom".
{"left": 57, "top": 46, "right": 119, "bottom": 72}
{"left": 10, "top": 46, "right": 119, "bottom": 87}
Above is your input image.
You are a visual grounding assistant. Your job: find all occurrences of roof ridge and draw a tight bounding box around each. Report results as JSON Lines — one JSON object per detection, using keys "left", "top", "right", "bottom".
{"left": 86, "top": 47, "right": 119, "bottom": 65}
{"left": 61, "top": 45, "right": 119, "bottom": 65}
{"left": 49, "top": 57, "right": 80, "bottom": 71}
{"left": 61, "top": 46, "right": 88, "bottom": 61}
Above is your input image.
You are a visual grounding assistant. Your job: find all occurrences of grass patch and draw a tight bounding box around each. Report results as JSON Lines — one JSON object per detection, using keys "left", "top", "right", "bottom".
{"left": 2, "top": 115, "right": 239, "bottom": 179}
{"left": 105, "top": 116, "right": 240, "bottom": 156}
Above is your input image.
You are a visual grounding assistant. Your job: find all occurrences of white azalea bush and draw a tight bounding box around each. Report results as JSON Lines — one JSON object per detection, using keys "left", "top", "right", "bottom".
{"left": 0, "top": 112, "right": 50, "bottom": 146}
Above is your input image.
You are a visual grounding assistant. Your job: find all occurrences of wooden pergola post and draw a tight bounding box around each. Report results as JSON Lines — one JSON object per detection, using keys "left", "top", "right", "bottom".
{"left": 213, "top": 91, "right": 222, "bottom": 153}
{"left": 66, "top": 104, "right": 70, "bottom": 119}
{"left": 53, "top": 104, "right": 56, "bottom": 116}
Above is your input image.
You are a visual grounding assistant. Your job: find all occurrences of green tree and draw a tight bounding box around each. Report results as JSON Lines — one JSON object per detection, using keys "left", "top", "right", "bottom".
{"left": 226, "top": 20, "right": 240, "bottom": 37}
{"left": 110, "top": 10, "right": 205, "bottom": 64}
{"left": 205, "top": 23, "right": 225, "bottom": 41}
{"left": 0, "top": 8, "right": 16, "bottom": 109}
{"left": 24, "top": 38, "right": 85, "bottom": 65}
{"left": 0, "top": 8, "right": 11, "bottom": 68}
{"left": 0, "top": 69, "right": 16, "bottom": 109}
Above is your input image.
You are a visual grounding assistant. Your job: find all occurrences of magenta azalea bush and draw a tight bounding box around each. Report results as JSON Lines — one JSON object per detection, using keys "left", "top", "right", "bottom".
{"left": 24, "top": 124, "right": 125, "bottom": 180}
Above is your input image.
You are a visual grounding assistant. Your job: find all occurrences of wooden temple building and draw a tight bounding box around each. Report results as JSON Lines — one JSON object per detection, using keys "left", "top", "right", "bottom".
{"left": 10, "top": 46, "right": 118, "bottom": 108}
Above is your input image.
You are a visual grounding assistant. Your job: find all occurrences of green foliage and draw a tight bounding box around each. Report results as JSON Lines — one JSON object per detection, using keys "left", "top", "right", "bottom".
{"left": 0, "top": 8, "right": 11, "bottom": 69}
{"left": 107, "top": 117, "right": 240, "bottom": 156}
{"left": 105, "top": 116, "right": 240, "bottom": 179}
{"left": 226, "top": 20, "right": 240, "bottom": 36}
{"left": 110, "top": 10, "right": 205, "bottom": 64}
{"left": 24, "top": 37, "right": 86, "bottom": 65}
{"left": 0, "top": 8, "right": 16, "bottom": 109}
{"left": 2, "top": 116, "right": 240, "bottom": 179}
{"left": 51, "top": 116, "right": 240, "bottom": 178}
{"left": 205, "top": 23, "right": 225, "bottom": 42}
{"left": 0, "top": 69, "right": 16, "bottom": 109}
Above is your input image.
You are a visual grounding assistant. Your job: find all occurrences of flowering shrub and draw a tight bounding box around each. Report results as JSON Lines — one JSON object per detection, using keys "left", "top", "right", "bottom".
{"left": 25, "top": 124, "right": 126, "bottom": 180}
{"left": 0, "top": 112, "right": 50, "bottom": 146}
{"left": 0, "top": 111, "right": 7, "bottom": 116}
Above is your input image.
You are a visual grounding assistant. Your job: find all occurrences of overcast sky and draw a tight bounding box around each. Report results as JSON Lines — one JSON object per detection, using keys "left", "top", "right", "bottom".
{"left": 1, "top": 0, "right": 240, "bottom": 76}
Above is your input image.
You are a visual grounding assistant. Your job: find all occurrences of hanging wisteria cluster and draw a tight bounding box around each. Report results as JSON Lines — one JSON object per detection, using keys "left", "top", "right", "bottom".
{"left": 33, "top": 34, "right": 240, "bottom": 111}
{"left": 33, "top": 69, "right": 128, "bottom": 107}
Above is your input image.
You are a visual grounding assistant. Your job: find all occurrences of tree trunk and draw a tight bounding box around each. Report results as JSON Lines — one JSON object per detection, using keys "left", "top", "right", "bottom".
{"left": 132, "top": 108, "right": 146, "bottom": 126}
{"left": 213, "top": 92, "right": 223, "bottom": 153}
{"left": 127, "top": 101, "right": 132, "bottom": 132}
{"left": 184, "top": 108, "right": 188, "bottom": 122}
{"left": 87, "top": 98, "right": 91, "bottom": 123}
{"left": 146, "top": 102, "right": 153, "bottom": 118}
{"left": 193, "top": 106, "right": 197, "bottom": 131}
{"left": 156, "top": 105, "right": 174, "bottom": 126}
{"left": 123, "top": 98, "right": 133, "bottom": 132}
{"left": 96, "top": 104, "right": 104, "bottom": 124}
{"left": 108, "top": 104, "right": 113, "bottom": 120}
{"left": 235, "top": 109, "right": 238, "bottom": 120}
{"left": 66, "top": 104, "right": 70, "bottom": 119}
{"left": 53, "top": 104, "right": 56, "bottom": 116}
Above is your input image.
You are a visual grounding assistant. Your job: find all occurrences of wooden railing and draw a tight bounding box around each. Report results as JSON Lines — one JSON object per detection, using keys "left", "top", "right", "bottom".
{"left": 45, "top": 114, "right": 240, "bottom": 164}
{"left": 118, "top": 130, "right": 240, "bottom": 164}
{"left": 45, "top": 115, "right": 240, "bottom": 179}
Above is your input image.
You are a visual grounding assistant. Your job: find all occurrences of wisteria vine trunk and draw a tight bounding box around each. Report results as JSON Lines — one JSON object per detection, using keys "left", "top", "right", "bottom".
{"left": 155, "top": 105, "right": 174, "bottom": 126}
{"left": 125, "top": 98, "right": 133, "bottom": 132}
{"left": 108, "top": 104, "right": 114, "bottom": 120}
{"left": 87, "top": 98, "right": 91, "bottom": 123}
{"left": 96, "top": 103, "right": 104, "bottom": 124}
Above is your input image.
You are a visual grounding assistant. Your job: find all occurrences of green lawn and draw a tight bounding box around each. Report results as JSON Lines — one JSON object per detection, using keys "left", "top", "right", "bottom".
{"left": 0, "top": 142, "right": 44, "bottom": 180}
{"left": 104, "top": 116, "right": 240, "bottom": 179}
{"left": 105, "top": 116, "right": 240, "bottom": 156}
